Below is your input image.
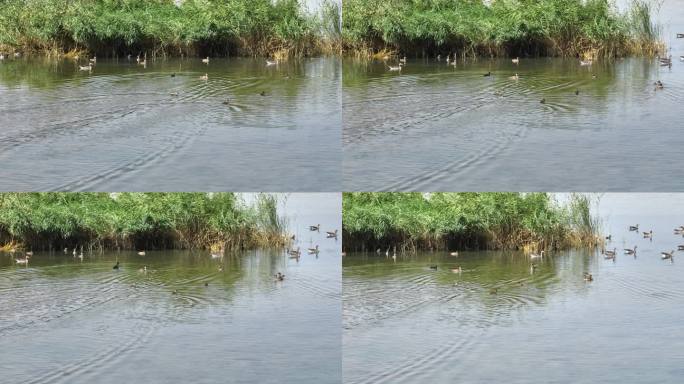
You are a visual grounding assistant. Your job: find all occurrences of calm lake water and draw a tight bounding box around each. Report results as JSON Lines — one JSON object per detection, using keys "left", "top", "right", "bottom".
{"left": 343, "top": 3, "right": 684, "bottom": 191}
{"left": 343, "top": 194, "right": 684, "bottom": 383}
{"left": 0, "top": 57, "right": 340, "bottom": 191}
{"left": 0, "top": 193, "right": 341, "bottom": 384}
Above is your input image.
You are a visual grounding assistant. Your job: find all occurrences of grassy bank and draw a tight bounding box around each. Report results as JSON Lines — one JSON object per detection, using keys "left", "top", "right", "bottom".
{"left": 0, "top": 0, "right": 341, "bottom": 58}
{"left": 342, "top": 0, "right": 662, "bottom": 58}
{"left": 0, "top": 193, "right": 288, "bottom": 252}
{"left": 343, "top": 193, "right": 600, "bottom": 253}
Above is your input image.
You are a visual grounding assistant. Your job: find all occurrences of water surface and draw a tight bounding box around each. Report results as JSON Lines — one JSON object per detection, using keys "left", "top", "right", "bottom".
{"left": 343, "top": 194, "right": 684, "bottom": 383}
{"left": 0, "top": 193, "right": 342, "bottom": 384}
{"left": 0, "top": 58, "right": 340, "bottom": 191}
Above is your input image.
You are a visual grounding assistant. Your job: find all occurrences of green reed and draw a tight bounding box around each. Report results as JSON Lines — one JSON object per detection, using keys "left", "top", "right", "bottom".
{"left": 0, "top": 193, "right": 288, "bottom": 252}
{"left": 342, "top": 193, "right": 600, "bottom": 253}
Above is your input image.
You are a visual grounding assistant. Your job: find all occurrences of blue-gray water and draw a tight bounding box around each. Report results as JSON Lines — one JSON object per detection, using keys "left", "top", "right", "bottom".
{"left": 343, "top": 194, "right": 684, "bottom": 383}
{"left": 0, "top": 193, "right": 341, "bottom": 384}
{"left": 0, "top": 58, "right": 341, "bottom": 191}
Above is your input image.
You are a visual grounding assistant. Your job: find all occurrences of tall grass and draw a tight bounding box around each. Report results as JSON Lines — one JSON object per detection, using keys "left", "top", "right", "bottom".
{"left": 0, "top": 0, "right": 336, "bottom": 57}
{"left": 342, "top": 193, "right": 601, "bottom": 253}
{"left": 342, "top": 0, "right": 663, "bottom": 58}
{"left": 0, "top": 193, "right": 288, "bottom": 252}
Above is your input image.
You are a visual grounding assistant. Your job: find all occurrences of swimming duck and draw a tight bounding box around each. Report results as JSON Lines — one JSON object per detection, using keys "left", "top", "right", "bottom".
{"left": 288, "top": 247, "right": 301, "bottom": 256}
{"left": 266, "top": 59, "right": 277, "bottom": 66}
{"left": 137, "top": 251, "right": 146, "bottom": 256}
{"left": 429, "top": 265, "right": 438, "bottom": 270}
{"left": 308, "top": 245, "right": 319, "bottom": 254}
{"left": 575, "top": 89, "right": 580, "bottom": 95}
{"left": 15, "top": 255, "right": 30, "bottom": 264}
{"left": 680, "top": 56, "right": 684, "bottom": 61}
{"left": 309, "top": 224, "right": 320, "bottom": 232}
{"left": 218, "top": 266, "right": 224, "bottom": 272}
{"left": 79, "top": 64, "right": 93, "bottom": 71}
{"left": 654, "top": 80, "right": 664, "bottom": 90}
{"left": 138, "top": 266, "right": 147, "bottom": 273}
{"left": 530, "top": 251, "right": 544, "bottom": 259}
{"left": 512, "top": 57, "right": 520, "bottom": 64}
{"left": 583, "top": 273, "right": 593, "bottom": 282}
{"left": 489, "top": 287, "right": 498, "bottom": 295}
{"left": 199, "top": 73, "right": 208, "bottom": 81}
{"left": 204, "top": 282, "right": 209, "bottom": 287}
{"left": 211, "top": 252, "right": 222, "bottom": 259}
{"left": 605, "top": 234, "right": 612, "bottom": 241}
{"left": 399, "top": 56, "right": 407, "bottom": 64}
{"left": 678, "top": 245, "right": 684, "bottom": 251}
{"left": 678, "top": 33, "right": 684, "bottom": 38}
{"left": 603, "top": 248, "right": 617, "bottom": 257}
{"left": 170, "top": 73, "right": 176, "bottom": 77}
{"left": 483, "top": 71, "right": 491, "bottom": 77}
{"left": 629, "top": 224, "right": 639, "bottom": 231}
{"left": 222, "top": 98, "right": 230, "bottom": 105}
{"left": 661, "top": 250, "right": 675, "bottom": 260}
{"left": 580, "top": 60, "right": 593, "bottom": 66}
{"left": 89, "top": 56, "right": 96, "bottom": 64}
{"left": 14, "top": 52, "right": 20, "bottom": 58}
{"left": 113, "top": 261, "right": 120, "bottom": 270}
{"left": 275, "top": 272, "right": 285, "bottom": 281}
{"left": 624, "top": 246, "right": 637, "bottom": 255}
{"left": 326, "top": 229, "right": 338, "bottom": 238}
{"left": 202, "top": 57, "right": 210, "bottom": 64}
{"left": 170, "top": 92, "right": 179, "bottom": 96}
{"left": 0, "top": 53, "right": 4, "bottom": 60}
{"left": 450, "top": 266, "right": 462, "bottom": 274}
{"left": 387, "top": 64, "right": 403, "bottom": 71}
{"left": 540, "top": 98, "right": 546, "bottom": 104}
{"left": 509, "top": 73, "right": 519, "bottom": 80}
{"left": 643, "top": 230, "right": 653, "bottom": 238}
{"left": 449, "top": 251, "right": 459, "bottom": 257}
{"left": 260, "top": 91, "right": 267, "bottom": 96}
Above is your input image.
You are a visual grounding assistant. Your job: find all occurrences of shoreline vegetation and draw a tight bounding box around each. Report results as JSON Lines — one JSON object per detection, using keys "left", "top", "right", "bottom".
{"left": 342, "top": 193, "right": 601, "bottom": 253}
{"left": 0, "top": 0, "right": 341, "bottom": 58}
{"left": 342, "top": 0, "right": 663, "bottom": 59}
{"left": 0, "top": 193, "right": 288, "bottom": 253}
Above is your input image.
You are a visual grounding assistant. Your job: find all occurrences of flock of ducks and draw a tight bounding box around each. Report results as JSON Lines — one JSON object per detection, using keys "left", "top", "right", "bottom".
{"left": 278, "top": 224, "right": 338, "bottom": 281}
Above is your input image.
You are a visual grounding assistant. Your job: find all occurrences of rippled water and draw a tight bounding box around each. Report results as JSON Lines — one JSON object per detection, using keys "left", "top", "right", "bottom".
{"left": 0, "top": 58, "right": 340, "bottom": 191}
{"left": 343, "top": 5, "right": 684, "bottom": 192}
{"left": 343, "top": 195, "right": 684, "bottom": 383}
{"left": 0, "top": 193, "right": 341, "bottom": 384}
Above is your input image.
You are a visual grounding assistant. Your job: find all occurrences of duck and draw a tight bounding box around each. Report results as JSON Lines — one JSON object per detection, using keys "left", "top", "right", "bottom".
{"left": 629, "top": 224, "right": 639, "bottom": 232}
{"left": 643, "top": 230, "right": 653, "bottom": 238}
{"left": 583, "top": 272, "right": 593, "bottom": 282}
{"left": 399, "top": 56, "right": 407, "bottom": 64}
{"left": 287, "top": 247, "right": 301, "bottom": 256}
{"left": 266, "top": 59, "right": 277, "bottom": 66}
{"left": 512, "top": 57, "right": 520, "bottom": 64}
{"left": 678, "top": 245, "right": 684, "bottom": 251}
{"left": 138, "top": 57, "right": 147, "bottom": 66}
{"left": 661, "top": 250, "right": 675, "bottom": 260}
{"left": 79, "top": 64, "right": 93, "bottom": 71}
{"left": 450, "top": 266, "right": 462, "bottom": 274}
{"left": 603, "top": 248, "right": 617, "bottom": 257}
{"left": 575, "top": 89, "right": 580, "bottom": 95}
{"left": 15, "top": 255, "right": 30, "bottom": 264}
{"left": 170, "top": 92, "right": 179, "bottom": 96}
{"left": 429, "top": 265, "right": 438, "bottom": 270}
{"left": 483, "top": 71, "right": 491, "bottom": 77}
{"left": 540, "top": 98, "right": 546, "bottom": 104}
{"left": 199, "top": 73, "right": 208, "bottom": 81}
{"left": 678, "top": 33, "right": 684, "bottom": 39}
{"left": 326, "top": 229, "right": 338, "bottom": 238}
{"left": 654, "top": 80, "right": 664, "bottom": 90}
{"left": 218, "top": 265, "right": 224, "bottom": 272}
{"left": 170, "top": 73, "right": 176, "bottom": 77}
{"left": 489, "top": 287, "right": 498, "bottom": 295}
{"left": 202, "top": 57, "right": 210, "bottom": 64}
{"left": 113, "top": 261, "right": 120, "bottom": 270}
{"left": 222, "top": 98, "right": 230, "bottom": 105}
{"left": 509, "top": 73, "right": 519, "bottom": 80}
{"left": 605, "top": 234, "right": 612, "bottom": 241}
{"left": 138, "top": 266, "right": 147, "bottom": 273}
{"left": 530, "top": 250, "right": 544, "bottom": 259}
{"left": 137, "top": 251, "right": 146, "bottom": 256}
{"left": 14, "top": 52, "right": 20, "bottom": 58}
{"left": 89, "top": 56, "right": 97, "bottom": 64}
{"left": 623, "top": 246, "right": 637, "bottom": 255}
{"left": 680, "top": 56, "right": 684, "bottom": 62}
{"left": 260, "top": 91, "right": 267, "bottom": 96}
{"left": 309, "top": 224, "right": 320, "bottom": 231}
{"left": 0, "top": 53, "right": 4, "bottom": 60}
{"left": 580, "top": 59, "right": 593, "bottom": 66}
{"left": 204, "top": 282, "right": 209, "bottom": 287}
{"left": 387, "top": 63, "right": 403, "bottom": 71}
{"left": 307, "top": 245, "right": 319, "bottom": 254}
{"left": 211, "top": 252, "right": 222, "bottom": 259}
{"left": 275, "top": 272, "right": 285, "bottom": 281}
{"left": 449, "top": 251, "right": 459, "bottom": 257}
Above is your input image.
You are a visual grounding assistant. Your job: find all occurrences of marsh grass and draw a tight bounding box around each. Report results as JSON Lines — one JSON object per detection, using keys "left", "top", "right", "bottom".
{"left": 342, "top": 0, "right": 663, "bottom": 58}
{"left": 342, "top": 193, "right": 601, "bottom": 253}
{"left": 0, "top": 0, "right": 337, "bottom": 58}
{"left": 0, "top": 193, "right": 288, "bottom": 252}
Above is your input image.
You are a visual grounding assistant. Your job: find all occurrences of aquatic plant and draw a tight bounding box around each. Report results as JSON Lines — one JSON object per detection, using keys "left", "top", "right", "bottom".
{"left": 342, "top": 0, "right": 663, "bottom": 58}
{"left": 0, "top": 0, "right": 334, "bottom": 57}
{"left": 0, "top": 193, "right": 288, "bottom": 252}
{"left": 342, "top": 193, "right": 600, "bottom": 253}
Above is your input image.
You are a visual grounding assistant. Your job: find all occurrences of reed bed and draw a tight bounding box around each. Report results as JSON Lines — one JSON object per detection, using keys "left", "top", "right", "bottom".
{"left": 0, "top": 0, "right": 341, "bottom": 58}
{"left": 342, "top": 0, "right": 663, "bottom": 58}
{"left": 343, "top": 193, "right": 601, "bottom": 253}
{"left": 0, "top": 193, "right": 288, "bottom": 252}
